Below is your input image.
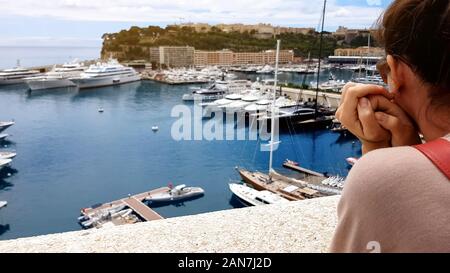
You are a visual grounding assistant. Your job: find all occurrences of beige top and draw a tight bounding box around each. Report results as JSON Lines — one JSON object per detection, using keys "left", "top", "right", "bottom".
{"left": 330, "top": 135, "right": 450, "bottom": 253}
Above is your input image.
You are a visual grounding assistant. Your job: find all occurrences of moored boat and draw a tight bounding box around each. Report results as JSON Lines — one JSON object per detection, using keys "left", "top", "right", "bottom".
{"left": 71, "top": 59, "right": 140, "bottom": 89}
{"left": 229, "top": 183, "right": 290, "bottom": 206}
{"left": 0, "top": 61, "right": 42, "bottom": 85}
{"left": 0, "top": 158, "right": 12, "bottom": 171}
{"left": 0, "top": 121, "right": 14, "bottom": 133}
{"left": 0, "top": 134, "right": 9, "bottom": 141}
{"left": 0, "top": 151, "right": 17, "bottom": 160}
{"left": 145, "top": 184, "right": 204, "bottom": 203}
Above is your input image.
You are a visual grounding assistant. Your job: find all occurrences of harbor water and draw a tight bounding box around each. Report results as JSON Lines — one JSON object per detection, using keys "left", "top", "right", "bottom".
{"left": 0, "top": 77, "right": 361, "bottom": 240}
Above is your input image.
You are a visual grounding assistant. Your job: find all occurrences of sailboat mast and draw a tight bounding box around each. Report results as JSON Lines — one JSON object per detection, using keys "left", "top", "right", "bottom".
{"left": 366, "top": 32, "right": 371, "bottom": 77}
{"left": 269, "top": 39, "right": 281, "bottom": 174}
{"left": 315, "top": 0, "right": 327, "bottom": 118}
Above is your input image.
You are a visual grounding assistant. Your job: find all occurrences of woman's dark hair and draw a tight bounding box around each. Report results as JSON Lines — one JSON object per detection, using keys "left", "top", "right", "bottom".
{"left": 376, "top": 0, "right": 449, "bottom": 105}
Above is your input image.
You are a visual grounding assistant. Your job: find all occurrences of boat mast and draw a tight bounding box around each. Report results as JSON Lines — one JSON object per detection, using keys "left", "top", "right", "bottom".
{"left": 269, "top": 39, "right": 281, "bottom": 174}
{"left": 366, "top": 32, "right": 371, "bottom": 77}
{"left": 315, "top": 0, "right": 327, "bottom": 118}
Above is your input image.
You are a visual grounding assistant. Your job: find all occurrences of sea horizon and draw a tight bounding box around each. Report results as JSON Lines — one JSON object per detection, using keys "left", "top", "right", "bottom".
{"left": 0, "top": 46, "right": 101, "bottom": 69}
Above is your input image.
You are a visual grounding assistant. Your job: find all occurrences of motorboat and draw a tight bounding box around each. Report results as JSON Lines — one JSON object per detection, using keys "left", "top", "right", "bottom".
{"left": 26, "top": 60, "right": 86, "bottom": 91}
{"left": 145, "top": 184, "right": 205, "bottom": 203}
{"left": 229, "top": 183, "right": 290, "bottom": 206}
{"left": 0, "top": 201, "right": 7, "bottom": 210}
{"left": 0, "top": 60, "right": 42, "bottom": 85}
{"left": 0, "top": 151, "right": 17, "bottom": 160}
{"left": 71, "top": 59, "right": 141, "bottom": 89}
{"left": 352, "top": 75, "right": 387, "bottom": 87}
{"left": 312, "top": 74, "right": 346, "bottom": 92}
{"left": 221, "top": 93, "right": 259, "bottom": 113}
{"left": 256, "top": 65, "right": 275, "bottom": 74}
{"left": 244, "top": 99, "right": 271, "bottom": 112}
{"left": 182, "top": 81, "right": 228, "bottom": 101}
{"left": 0, "top": 158, "right": 12, "bottom": 171}
{"left": 0, "top": 121, "right": 14, "bottom": 133}
{"left": 0, "top": 134, "right": 9, "bottom": 141}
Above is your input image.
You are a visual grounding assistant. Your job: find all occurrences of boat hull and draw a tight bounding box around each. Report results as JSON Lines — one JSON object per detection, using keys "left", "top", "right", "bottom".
{"left": 0, "top": 78, "right": 29, "bottom": 85}
{"left": 27, "top": 79, "right": 77, "bottom": 91}
{"left": 0, "top": 122, "right": 14, "bottom": 133}
{"left": 146, "top": 188, "right": 204, "bottom": 203}
{"left": 73, "top": 74, "right": 141, "bottom": 89}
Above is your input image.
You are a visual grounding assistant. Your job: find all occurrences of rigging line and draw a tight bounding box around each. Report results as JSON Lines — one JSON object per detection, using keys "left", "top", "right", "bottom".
{"left": 286, "top": 117, "right": 302, "bottom": 163}
{"left": 251, "top": 137, "right": 261, "bottom": 169}
{"left": 237, "top": 113, "right": 252, "bottom": 167}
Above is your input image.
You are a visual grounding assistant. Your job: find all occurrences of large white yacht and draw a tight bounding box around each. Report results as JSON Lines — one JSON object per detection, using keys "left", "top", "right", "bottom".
{"left": 26, "top": 60, "right": 87, "bottom": 91}
{"left": 72, "top": 59, "right": 140, "bottom": 89}
{"left": 0, "top": 61, "right": 42, "bottom": 85}
{"left": 229, "top": 183, "right": 290, "bottom": 206}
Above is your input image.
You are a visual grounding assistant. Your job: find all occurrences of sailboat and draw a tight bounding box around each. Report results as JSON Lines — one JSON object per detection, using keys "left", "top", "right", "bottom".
{"left": 293, "top": 0, "right": 335, "bottom": 129}
{"left": 237, "top": 39, "right": 334, "bottom": 201}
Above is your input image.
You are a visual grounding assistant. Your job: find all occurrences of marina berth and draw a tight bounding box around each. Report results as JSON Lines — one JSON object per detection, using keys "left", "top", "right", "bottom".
{"left": 229, "top": 183, "right": 290, "bottom": 206}
{"left": 71, "top": 59, "right": 140, "bottom": 89}
{"left": 0, "top": 61, "right": 42, "bottom": 85}
{"left": 0, "top": 121, "right": 14, "bottom": 133}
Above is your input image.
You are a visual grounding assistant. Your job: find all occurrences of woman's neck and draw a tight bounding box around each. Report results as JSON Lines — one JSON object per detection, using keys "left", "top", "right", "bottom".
{"left": 417, "top": 105, "right": 450, "bottom": 142}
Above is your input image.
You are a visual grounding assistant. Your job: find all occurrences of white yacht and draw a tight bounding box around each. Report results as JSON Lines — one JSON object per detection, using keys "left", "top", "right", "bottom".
{"left": 27, "top": 60, "right": 86, "bottom": 91}
{"left": 0, "top": 134, "right": 9, "bottom": 141}
{"left": 0, "top": 121, "right": 14, "bottom": 133}
{"left": 244, "top": 99, "right": 271, "bottom": 112}
{"left": 229, "top": 183, "right": 290, "bottom": 206}
{"left": 72, "top": 59, "right": 140, "bottom": 89}
{"left": 222, "top": 93, "right": 259, "bottom": 113}
{"left": 0, "top": 201, "right": 7, "bottom": 210}
{"left": 182, "top": 81, "right": 228, "bottom": 101}
{"left": 0, "top": 158, "right": 12, "bottom": 171}
{"left": 312, "top": 74, "right": 346, "bottom": 92}
{"left": 256, "top": 65, "right": 275, "bottom": 74}
{"left": 352, "top": 75, "right": 387, "bottom": 87}
{"left": 0, "top": 151, "right": 17, "bottom": 160}
{"left": 0, "top": 61, "right": 42, "bottom": 85}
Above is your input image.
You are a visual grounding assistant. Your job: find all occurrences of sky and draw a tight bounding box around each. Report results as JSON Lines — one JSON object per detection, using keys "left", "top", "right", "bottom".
{"left": 0, "top": 0, "right": 392, "bottom": 47}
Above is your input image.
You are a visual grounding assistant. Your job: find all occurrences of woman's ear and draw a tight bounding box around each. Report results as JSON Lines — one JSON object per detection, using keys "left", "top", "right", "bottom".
{"left": 386, "top": 55, "right": 401, "bottom": 94}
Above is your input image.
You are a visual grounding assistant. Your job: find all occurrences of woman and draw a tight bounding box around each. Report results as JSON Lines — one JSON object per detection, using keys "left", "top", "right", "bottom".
{"left": 330, "top": 0, "right": 450, "bottom": 253}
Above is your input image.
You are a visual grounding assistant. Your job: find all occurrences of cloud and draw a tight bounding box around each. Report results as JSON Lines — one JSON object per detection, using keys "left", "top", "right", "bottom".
{"left": 0, "top": 0, "right": 385, "bottom": 29}
{"left": 366, "top": 0, "right": 382, "bottom": 6}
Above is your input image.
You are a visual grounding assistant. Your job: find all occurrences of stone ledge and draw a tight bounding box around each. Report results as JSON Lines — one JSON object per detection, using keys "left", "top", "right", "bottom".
{"left": 0, "top": 196, "right": 340, "bottom": 253}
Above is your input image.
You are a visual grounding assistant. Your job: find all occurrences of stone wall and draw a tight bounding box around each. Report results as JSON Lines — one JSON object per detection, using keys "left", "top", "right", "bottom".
{"left": 0, "top": 196, "right": 340, "bottom": 253}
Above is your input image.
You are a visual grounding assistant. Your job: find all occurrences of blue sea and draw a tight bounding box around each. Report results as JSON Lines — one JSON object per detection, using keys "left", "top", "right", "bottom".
{"left": 0, "top": 46, "right": 100, "bottom": 69}
{"left": 0, "top": 51, "right": 361, "bottom": 241}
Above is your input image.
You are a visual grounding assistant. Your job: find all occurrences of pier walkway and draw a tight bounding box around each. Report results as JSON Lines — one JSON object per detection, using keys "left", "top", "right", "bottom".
{"left": 82, "top": 187, "right": 169, "bottom": 222}
{"left": 123, "top": 197, "right": 163, "bottom": 221}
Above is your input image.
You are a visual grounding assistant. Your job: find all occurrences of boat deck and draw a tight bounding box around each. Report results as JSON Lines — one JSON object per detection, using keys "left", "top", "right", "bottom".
{"left": 82, "top": 187, "right": 169, "bottom": 222}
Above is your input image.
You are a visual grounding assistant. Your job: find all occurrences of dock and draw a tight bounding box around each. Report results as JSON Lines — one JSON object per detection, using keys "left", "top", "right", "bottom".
{"left": 82, "top": 187, "right": 169, "bottom": 222}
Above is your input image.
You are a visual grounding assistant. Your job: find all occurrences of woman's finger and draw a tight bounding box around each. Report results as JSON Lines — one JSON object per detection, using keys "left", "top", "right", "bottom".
{"left": 357, "top": 98, "right": 390, "bottom": 142}
{"left": 375, "top": 111, "right": 421, "bottom": 146}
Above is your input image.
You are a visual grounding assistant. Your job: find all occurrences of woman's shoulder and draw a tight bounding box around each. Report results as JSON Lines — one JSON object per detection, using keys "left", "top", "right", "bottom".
{"left": 343, "top": 145, "right": 444, "bottom": 201}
